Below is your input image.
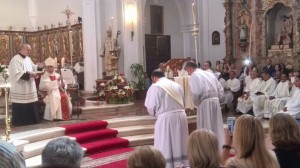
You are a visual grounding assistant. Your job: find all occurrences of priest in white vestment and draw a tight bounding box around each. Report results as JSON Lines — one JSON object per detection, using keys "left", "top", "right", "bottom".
{"left": 236, "top": 70, "right": 261, "bottom": 114}
{"left": 203, "top": 61, "right": 214, "bottom": 74}
{"left": 39, "top": 57, "right": 72, "bottom": 121}
{"left": 145, "top": 70, "right": 188, "bottom": 168}
{"left": 252, "top": 71, "right": 277, "bottom": 117}
{"left": 221, "top": 71, "right": 241, "bottom": 111}
{"left": 279, "top": 75, "right": 300, "bottom": 119}
{"left": 185, "top": 62, "right": 225, "bottom": 149}
{"left": 263, "top": 73, "right": 290, "bottom": 118}
{"left": 8, "top": 44, "right": 40, "bottom": 126}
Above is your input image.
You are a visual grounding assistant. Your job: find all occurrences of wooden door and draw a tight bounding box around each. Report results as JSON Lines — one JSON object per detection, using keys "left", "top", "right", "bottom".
{"left": 145, "top": 34, "right": 171, "bottom": 77}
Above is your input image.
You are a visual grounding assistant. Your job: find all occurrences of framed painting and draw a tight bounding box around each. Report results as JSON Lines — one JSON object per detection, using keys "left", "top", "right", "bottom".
{"left": 212, "top": 31, "right": 220, "bottom": 45}
{"left": 150, "top": 5, "right": 163, "bottom": 34}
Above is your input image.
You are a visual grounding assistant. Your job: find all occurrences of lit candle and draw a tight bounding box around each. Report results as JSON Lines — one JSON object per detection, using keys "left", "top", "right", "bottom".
{"left": 61, "top": 57, "right": 65, "bottom": 67}
{"left": 192, "top": 3, "right": 196, "bottom": 25}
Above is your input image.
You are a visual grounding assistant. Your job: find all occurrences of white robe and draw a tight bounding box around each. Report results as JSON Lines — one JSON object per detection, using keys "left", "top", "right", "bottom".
{"left": 236, "top": 77, "right": 261, "bottom": 113}
{"left": 144, "top": 77, "right": 188, "bottom": 168}
{"left": 279, "top": 88, "right": 300, "bottom": 119}
{"left": 189, "top": 69, "right": 225, "bottom": 149}
{"left": 164, "top": 69, "right": 174, "bottom": 78}
{"left": 177, "top": 69, "right": 188, "bottom": 77}
{"left": 263, "top": 81, "right": 290, "bottom": 118}
{"left": 39, "top": 72, "right": 71, "bottom": 121}
{"left": 253, "top": 78, "right": 277, "bottom": 117}
{"left": 221, "top": 78, "right": 241, "bottom": 109}
{"left": 8, "top": 54, "right": 38, "bottom": 103}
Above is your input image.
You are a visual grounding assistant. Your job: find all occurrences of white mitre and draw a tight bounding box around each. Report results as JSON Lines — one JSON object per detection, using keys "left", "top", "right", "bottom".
{"left": 44, "top": 57, "right": 56, "bottom": 66}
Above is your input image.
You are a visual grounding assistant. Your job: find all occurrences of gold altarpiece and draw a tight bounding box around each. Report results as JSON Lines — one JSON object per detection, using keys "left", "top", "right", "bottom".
{"left": 224, "top": 0, "right": 300, "bottom": 71}
{"left": 0, "top": 24, "right": 83, "bottom": 65}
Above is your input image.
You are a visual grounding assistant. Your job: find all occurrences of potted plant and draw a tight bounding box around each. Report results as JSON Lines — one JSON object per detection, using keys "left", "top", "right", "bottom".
{"left": 130, "top": 63, "right": 147, "bottom": 100}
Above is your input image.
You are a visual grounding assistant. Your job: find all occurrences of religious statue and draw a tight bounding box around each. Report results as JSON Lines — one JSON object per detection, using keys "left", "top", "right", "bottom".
{"left": 100, "top": 27, "right": 121, "bottom": 78}
{"left": 238, "top": 25, "right": 248, "bottom": 52}
{"left": 277, "top": 16, "right": 293, "bottom": 46}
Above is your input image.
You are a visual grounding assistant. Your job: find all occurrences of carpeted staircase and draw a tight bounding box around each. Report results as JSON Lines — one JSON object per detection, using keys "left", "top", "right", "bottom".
{"left": 62, "top": 120, "right": 134, "bottom": 167}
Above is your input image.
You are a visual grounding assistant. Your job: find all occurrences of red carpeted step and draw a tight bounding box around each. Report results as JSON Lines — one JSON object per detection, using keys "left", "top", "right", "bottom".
{"left": 82, "top": 137, "right": 129, "bottom": 155}
{"left": 68, "top": 129, "right": 118, "bottom": 144}
{"left": 88, "top": 147, "right": 133, "bottom": 159}
{"left": 61, "top": 120, "right": 108, "bottom": 134}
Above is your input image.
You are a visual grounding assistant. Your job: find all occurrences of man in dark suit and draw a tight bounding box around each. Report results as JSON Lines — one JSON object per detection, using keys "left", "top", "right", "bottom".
{"left": 262, "top": 58, "right": 275, "bottom": 78}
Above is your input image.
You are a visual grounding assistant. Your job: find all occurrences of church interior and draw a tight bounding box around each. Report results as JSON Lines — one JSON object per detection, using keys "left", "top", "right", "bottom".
{"left": 0, "top": 0, "right": 300, "bottom": 167}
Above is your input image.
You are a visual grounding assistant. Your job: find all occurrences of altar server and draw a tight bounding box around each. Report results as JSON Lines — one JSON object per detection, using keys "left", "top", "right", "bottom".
{"left": 145, "top": 70, "right": 188, "bottom": 168}
{"left": 8, "top": 44, "right": 40, "bottom": 126}
{"left": 39, "top": 57, "right": 72, "bottom": 121}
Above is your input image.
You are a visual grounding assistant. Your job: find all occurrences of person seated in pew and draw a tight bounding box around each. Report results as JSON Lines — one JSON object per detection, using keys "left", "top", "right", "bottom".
{"left": 236, "top": 70, "right": 261, "bottom": 114}
{"left": 39, "top": 57, "right": 72, "bottom": 121}
{"left": 252, "top": 70, "right": 277, "bottom": 117}
{"left": 221, "top": 71, "right": 240, "bottom": 112}
{"left": 279, "top": 73, "right": 300, "bottom": 119}
{"left": 263, "top": 73, "right": 290, "bottom": 119}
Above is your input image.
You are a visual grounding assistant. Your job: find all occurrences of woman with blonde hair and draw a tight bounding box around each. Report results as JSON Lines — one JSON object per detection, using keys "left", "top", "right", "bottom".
{"left": 187, "top": 129, "right": 223, "bottom": 168}
{"left": 127, "top": 146, "right": 166, "bottom": 168}
{"left": 269, "top": 113, "right": 300, "bottom": 168}
{"left": 224, "top": 114, "right": 279, "bottom": 168}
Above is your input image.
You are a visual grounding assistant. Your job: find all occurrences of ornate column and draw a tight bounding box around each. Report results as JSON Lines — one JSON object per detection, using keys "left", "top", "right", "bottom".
{"left": 82, "top": 0, "right": 99, "bottom": 91}
{"left": 223, "top": 0, "right": 233, "bottom": 61}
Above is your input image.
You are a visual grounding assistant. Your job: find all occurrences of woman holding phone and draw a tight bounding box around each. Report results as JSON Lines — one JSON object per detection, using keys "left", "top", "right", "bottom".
{"left": 223, "top": 115, "right": 279, "bottom": 168}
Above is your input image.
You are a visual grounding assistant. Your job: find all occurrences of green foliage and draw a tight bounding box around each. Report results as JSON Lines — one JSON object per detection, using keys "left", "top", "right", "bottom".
{"left": 130, "top": 63, "right": 146, "bottom": 91}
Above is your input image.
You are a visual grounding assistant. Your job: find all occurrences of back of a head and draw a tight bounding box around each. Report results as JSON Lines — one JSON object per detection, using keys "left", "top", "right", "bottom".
{"left": 42, "top": 137, "right": 83, "bottom": 168}
{"left": 151, "top": 70, "right": 165, "bottom": 78}
{"left": 233, "top": 115, "right": 279, "bottom": 168}
{"left": 128, "top": 146, "right": 166, "bottom": 168}
{"left": 270, "top": 113, "right": 300, "bottom": 149}
{"left": 0, "top": 140, "right": 26, "bottom": 168}
{"left": 185, "top": 61, "right": 198, "bottom": 69}
{"left": 187, "top": 129, "right": 220, "bottom": 168}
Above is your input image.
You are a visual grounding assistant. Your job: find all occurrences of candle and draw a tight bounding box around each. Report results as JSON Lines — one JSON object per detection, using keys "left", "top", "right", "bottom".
{"left": 249, "top": 25, "right": 252, "bottom": 57}
{"left": 131, "top": 20, "right": 134, "bottom": 31}
{"left": 54, "top": 57, "right": 58, "bottom": 67}
{"left": 61, "top": 57, "right": 65, "bottom": 67}
{"left": 192, "top": 3, "right": 196, "bottom": 25}
{"left": 69, "top": 31, "right": 73, "bottom": 59}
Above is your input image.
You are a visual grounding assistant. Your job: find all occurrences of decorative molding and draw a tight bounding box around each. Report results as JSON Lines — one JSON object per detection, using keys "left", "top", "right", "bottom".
{"left": 223, "top": 0, "right": 232, "bottom": 60}
{"left": 262, "top": 0, "right": 292, "bottom": 10}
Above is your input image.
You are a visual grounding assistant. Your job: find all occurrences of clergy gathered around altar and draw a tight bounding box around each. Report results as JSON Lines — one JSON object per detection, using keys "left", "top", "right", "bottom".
{"left": 4, "top": 43, "right": 300, "bottom": 167}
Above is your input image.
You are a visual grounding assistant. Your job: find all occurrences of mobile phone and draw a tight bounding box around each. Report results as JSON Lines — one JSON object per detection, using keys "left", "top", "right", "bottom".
{"left": 227, "top": 117, "right": 236, "bottom": 133}
{"left": 181, "top": 166, "right": 190, "bottom": 168}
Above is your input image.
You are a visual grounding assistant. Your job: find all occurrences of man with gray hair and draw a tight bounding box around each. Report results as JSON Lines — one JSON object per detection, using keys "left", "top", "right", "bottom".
{"left": 42, "top": 137, "right": 83, "bottom": 168}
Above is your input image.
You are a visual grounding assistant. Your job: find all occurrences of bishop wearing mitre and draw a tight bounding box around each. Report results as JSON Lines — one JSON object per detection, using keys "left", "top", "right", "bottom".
{"left": 39, "top": 57, "right": 72, "bottom": 121}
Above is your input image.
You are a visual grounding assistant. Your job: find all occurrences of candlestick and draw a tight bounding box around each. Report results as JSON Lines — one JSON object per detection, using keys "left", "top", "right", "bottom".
{"left": 192, "top": 3, "right": 196, "bottom": 25}
{"left": 69, "top": 31, "right": 73, "bottom": 66}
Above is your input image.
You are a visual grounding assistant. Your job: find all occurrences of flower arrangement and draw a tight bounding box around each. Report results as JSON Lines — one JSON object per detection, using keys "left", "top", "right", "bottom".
{"left": 94, "top": 74, "right": 134, "bottom": 104}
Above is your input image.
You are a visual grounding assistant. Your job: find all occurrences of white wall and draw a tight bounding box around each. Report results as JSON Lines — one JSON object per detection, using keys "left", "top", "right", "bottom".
{"left": 198, "top": 0, "right": 226, "bottom": 68}
{"left": 0, "top": 0, "right": 30, "bottom": 30}
{"left": 35, "top": 0, "right": 83, "bottom": 28}
{"left": 0, "top": 0, "right": 83, "bottom": 31}
{"left": 144, "top": 0, "right": 184, "bottom": 58}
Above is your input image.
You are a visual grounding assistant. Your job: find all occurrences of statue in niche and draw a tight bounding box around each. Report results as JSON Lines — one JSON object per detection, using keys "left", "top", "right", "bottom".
{"left": 277, "top": 15, "right": 293, "bottom": 46}
{"left": 238, "top": 24, "right": 248, "bottom": 52}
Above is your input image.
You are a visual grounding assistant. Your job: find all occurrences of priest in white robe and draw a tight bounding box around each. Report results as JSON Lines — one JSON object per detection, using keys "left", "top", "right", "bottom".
{"left": 145, "top": 70, "right": 188, "bottom": 168}
{"left": 236, "top": 70, "right": 261, "bottom": 114}
{"left": 39, "top": 57, "right": 72, "bottom": 121}
{"left": 252, "top": 71, "right": 277, "bottom": 117}
{"left": 8, "top": 44, "right": 41, "bottom": 126}
{"left": 185, "top": 62, "right": 225, "bottom": 149}
{"left": 263, "top": 73, "right": 290, "bottom": 118}
{"left": 221, "top": 71, "right": 241, "bottom": 112}
{"left": 279, "top": 74, "right": 300, "bottom": 119}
